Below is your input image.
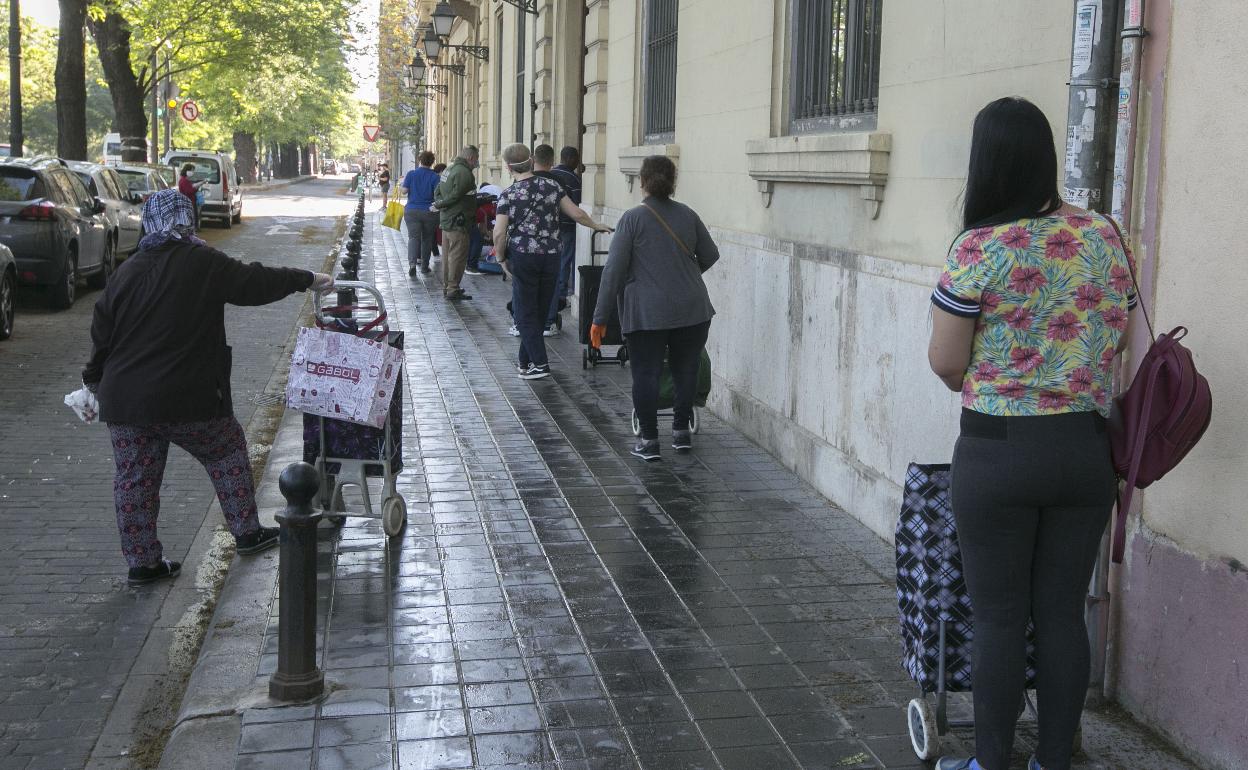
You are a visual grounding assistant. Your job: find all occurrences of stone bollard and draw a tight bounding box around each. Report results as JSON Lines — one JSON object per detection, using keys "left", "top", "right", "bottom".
{"left": 268, "top": 462, "right": 324, "bottom": 701}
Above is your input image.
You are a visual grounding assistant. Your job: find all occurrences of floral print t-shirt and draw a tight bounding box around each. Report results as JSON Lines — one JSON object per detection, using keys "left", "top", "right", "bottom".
{"left": 931, "top": 211, "right": 1137, "bottom": 417}
{"left": 496, "top": 176, "right": 565, "bottom": 255}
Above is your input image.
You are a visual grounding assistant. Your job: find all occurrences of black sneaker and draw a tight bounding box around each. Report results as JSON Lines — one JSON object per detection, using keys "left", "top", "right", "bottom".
{"left": 672, "top": 430, "right": 693, "bottom": 451}
{"left": 631, "top": 439, "right": 661, "bottom": 462}
{"left": 408, "top": 266, "right": 417, "bottom": 277}
{"left": 421, "top": 265, "right": 432, "bottom": 274}
{"left": 446, "top": 290, "right": 472, "bottom": 301}
{"left": 519, "top": 364, "right": 551, "bottom": 380}
{"left": 236, "top": 526, "right": 280, "bottom": 555}
{"left": 127, "top": 559, "right": 181, "bottom": 586}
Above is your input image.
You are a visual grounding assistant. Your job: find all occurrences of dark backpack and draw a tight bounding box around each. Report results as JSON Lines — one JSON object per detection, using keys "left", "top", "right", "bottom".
{"left": 1106, "top": 226, "right": 1212, "bottom": 562}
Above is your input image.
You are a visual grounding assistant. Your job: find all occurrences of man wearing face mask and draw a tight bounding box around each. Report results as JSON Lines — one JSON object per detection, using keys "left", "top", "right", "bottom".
{"left": 432, "top": 146, "right": 481, "bottom": 301}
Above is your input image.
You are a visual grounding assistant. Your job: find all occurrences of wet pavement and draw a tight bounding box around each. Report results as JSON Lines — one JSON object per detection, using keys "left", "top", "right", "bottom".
{"left": 224, "top": 215, "right": 1197, "bottom": 770}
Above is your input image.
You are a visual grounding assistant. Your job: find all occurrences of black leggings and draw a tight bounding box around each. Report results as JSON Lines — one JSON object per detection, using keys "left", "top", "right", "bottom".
{"left": 951, "top": 409, "right": 1116, "bottom": 770}
{"left": 625, "top": 321, "right": 710, "bottom": 440}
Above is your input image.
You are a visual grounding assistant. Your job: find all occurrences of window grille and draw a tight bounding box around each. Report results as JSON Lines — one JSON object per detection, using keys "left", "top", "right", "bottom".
{"left": 515, "top": 10, "right": 527, "bottom": 143}
{"left": 791, "top": 0, "right": 882, "bottom": 131}
{"left": 643, "top": 0, "right": 678, "bottom": 141}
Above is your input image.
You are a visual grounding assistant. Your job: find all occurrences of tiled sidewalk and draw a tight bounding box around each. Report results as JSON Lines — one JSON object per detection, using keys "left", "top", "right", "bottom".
{"left": 231, "top": 218, "right": 1196, "bottom": 770}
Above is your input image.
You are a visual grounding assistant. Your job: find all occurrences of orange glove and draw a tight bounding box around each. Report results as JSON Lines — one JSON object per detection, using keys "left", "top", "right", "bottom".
{"left": 589, "top": 323, "right": 607, "bottom": 349}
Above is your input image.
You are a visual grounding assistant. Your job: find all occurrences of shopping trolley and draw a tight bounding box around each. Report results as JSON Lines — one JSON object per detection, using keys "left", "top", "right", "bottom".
{"left": 303, "top": 281, "right": 408, "bottom": 537}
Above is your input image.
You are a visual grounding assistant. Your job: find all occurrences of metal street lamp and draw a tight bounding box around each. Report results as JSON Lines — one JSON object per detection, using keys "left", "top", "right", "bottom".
{"left": 422, "top": 28, "right": 443, "bottom": 60}
{"left": 431, "top": 1, "right": 456, "bottom": 37}
{"left": 409, "top": 54, "right": 427, "bottom": 82}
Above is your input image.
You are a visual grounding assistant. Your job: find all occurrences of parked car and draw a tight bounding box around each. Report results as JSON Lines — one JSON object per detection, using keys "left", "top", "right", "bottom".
{"left": 321, "top": 159, "right": 339, "bottom": 175}
{"left": 162, "top": 149, "right": 243, "bottom": 228}
{"left": 114, "top": 163, "right": 171, "bottom": 206}
{"left": 0, "top": 156, "right": 110, "bottom": 309}
{"left": 348, "top": 163, "right": 361, "bottom": 174}
{"left": 68, "top": 161, "right": 143, "bottom": 256}
{"left": 0, "top": 243, "right": 15, "bottom": 340}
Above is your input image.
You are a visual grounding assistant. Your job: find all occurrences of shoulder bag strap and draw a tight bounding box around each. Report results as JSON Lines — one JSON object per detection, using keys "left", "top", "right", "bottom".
{"left": 642, "top": 203, "right": 693, "bottom": 260}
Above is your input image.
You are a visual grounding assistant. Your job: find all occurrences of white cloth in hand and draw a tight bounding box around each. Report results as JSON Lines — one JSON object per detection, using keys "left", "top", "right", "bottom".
{"left": 311, "top": 272, "right": 335, "bottom": 292}
{"left": 65, "top": 387, "right": 100, "bottom": 424}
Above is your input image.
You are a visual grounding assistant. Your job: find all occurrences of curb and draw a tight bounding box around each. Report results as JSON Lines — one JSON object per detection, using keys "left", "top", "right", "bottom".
{"left": 156, "top": 407, "right": 304, "bottom": 770}
{"left": 240, "top": 175, "right": 316, "bottom": 193}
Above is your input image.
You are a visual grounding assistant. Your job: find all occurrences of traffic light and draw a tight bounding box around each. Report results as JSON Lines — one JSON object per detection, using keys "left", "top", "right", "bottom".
{"left": 167, "top": 99, "right": 178, "bottom": 110}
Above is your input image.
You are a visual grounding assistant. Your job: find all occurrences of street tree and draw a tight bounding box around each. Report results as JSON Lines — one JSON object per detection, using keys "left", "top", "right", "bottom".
{"left": 56, "top": 0, "right": 88, "bottom": 159}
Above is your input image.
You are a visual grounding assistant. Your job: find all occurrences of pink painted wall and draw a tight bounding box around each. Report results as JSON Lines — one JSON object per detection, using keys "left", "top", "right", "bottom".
{"left": 1114, "top": 534, "right": 1248, "bottom": 770}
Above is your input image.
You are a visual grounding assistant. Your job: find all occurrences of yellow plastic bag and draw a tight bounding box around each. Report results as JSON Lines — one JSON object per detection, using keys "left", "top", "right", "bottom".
{"left": 381, "top": 200, "right": 404, "bottom": 230}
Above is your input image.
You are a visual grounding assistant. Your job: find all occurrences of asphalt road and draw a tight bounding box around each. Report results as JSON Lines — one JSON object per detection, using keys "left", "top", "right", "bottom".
{"left": 0, "top": 176, "right": 354, "bottom": 770}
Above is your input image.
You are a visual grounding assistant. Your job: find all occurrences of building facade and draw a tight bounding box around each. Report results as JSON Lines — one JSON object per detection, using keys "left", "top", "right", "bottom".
{"left": 414, "top": 2, "right": 1248, "bottom": 767}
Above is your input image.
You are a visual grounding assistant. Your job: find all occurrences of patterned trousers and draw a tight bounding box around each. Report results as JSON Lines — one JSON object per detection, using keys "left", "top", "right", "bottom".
{"left": 108, "top": 416, "right": 260, "bottom": 568}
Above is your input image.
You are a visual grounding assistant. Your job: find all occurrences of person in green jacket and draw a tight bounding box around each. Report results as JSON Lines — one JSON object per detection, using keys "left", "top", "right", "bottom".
{"left": 432, "top": 145, "right": 480, "bottom": 300}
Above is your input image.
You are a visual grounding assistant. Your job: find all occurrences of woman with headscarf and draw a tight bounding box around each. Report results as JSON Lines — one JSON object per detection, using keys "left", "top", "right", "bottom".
{"left": 82, "top": 190, "right": 335, "bottom": 584}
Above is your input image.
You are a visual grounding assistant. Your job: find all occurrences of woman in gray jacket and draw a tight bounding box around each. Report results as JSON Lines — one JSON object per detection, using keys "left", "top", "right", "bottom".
{"left": 591, "top": 156, "right": 719, "bottom": 461}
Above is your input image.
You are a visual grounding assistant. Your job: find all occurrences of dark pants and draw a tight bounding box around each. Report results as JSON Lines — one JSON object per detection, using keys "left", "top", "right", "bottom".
{"left": 951, "top": 409, "right": 1116, "bottom": 770}
{"left": 625, "top": 321, "right": 710, "bottom": 440}
{"left": 546, "top": 228, "right": 577, "bottom": 326}
{"left": 510, "top": 251, "right": 560, "bottom": 368}
{"left": 468, "top": 226, "right": 483, "bottom": 271}
{"left": 108, "top": 416, "right": 260, "bottom": 568}
{"left": 404, "top": 209, "right": 438, "bottom": 270}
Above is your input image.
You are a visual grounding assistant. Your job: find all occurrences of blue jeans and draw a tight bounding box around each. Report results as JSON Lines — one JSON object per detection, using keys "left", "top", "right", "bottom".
{"left": 546, "top": 228, "right": 577, "bottom": 327}
{"left": 468, "top": 226, "right": 483, "bottom": 271}
{"left": 510, "top": 251, "right": 560, "bottom": 368}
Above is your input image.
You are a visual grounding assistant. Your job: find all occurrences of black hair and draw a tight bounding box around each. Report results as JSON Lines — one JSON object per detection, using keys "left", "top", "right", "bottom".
{"left": 432, "top": 163, "right": 447, "bottom": 174}
{"left": 418, "top": 151, "right": 435, "bottom": 167}
{"left": 961, "top": 97, "right": 1061, "bottom": 230}
{"left": 560, "top": 146, "right": 580, "bottom": 166}
{"left": 533, "top": 144, "right": 556, "bottom": 167}
{"left": 639, "top": 156, "right": 676, "bottom": 199}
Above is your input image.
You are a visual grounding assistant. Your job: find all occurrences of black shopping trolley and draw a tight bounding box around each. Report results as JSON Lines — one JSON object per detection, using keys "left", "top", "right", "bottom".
{"left": 580, "top": 230, "right": 628, "bottom": 368}
{"left": 303, "top": 281, "right": 408, "bottom": 537}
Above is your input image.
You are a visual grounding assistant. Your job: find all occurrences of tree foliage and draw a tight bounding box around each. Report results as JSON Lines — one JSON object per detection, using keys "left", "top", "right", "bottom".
{"left": 0, "top": 17, "right": 113, "bottom": 157}
{"left": 377, "top": 0, "right": 422, "bottom": 150}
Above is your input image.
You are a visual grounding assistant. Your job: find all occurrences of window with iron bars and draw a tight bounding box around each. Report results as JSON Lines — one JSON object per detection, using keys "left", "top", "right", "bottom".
{"left": 643, "top": 0, "right": 678, "bottom": 142}
{"left": 790, "top": 0, "right": 882, "bottom": 133}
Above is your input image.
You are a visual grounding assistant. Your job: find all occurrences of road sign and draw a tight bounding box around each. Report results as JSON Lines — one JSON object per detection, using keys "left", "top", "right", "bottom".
{"left": 180, "top": 100, "right": 200, "bottom": 122}
{"left": 363, "top": 125, "right": 381, "bottom": 142}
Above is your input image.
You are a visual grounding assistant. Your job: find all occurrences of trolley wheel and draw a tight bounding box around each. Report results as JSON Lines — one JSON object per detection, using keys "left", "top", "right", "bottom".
{"left": 589, "top": 347, "right": 600, "bottom": 367}
{"left": 382, "top": 496, "right": 407, "bottom": 537}
{"left": 582, "top": 348, "right": 589, "bottom": 370}
{"left": 907, "top": 698, "right": 940, "bottom": 761}
{"left": 619, "top": 347, "right": 629, "bottom": 365}
{"left": 630, "top": 409, "right": 641, "bottom": 437}
{"left": 690, "top": 408, "right": 701, "bottom": 434}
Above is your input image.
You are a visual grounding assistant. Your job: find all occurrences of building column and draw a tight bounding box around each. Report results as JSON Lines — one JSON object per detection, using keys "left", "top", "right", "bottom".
{"left": 582, "top": 0, "right": 609, "bottom": 207}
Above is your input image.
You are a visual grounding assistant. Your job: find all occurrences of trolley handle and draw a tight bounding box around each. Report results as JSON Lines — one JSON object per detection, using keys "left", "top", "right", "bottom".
{"left": 313, "top": 281, "right": 390, "bottom": 335}
{"left": 590, "top": 229, "right": 610, "bottom": 267}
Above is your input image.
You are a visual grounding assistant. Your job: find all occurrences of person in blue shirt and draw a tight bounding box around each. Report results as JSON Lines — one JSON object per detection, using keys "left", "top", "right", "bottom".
{"left": 400, "top": 151, "right": 441, "bottom": 276}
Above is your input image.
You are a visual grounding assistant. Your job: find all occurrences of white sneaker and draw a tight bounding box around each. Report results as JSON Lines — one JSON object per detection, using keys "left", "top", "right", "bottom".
{"left": 464, "top": 268, "right": 485, "bottom": 276}
{"left": 543, "top": 327, "right": 557, "bottom": 337}
{"left": 508, "top": 324, "right": 520, "bottom": 337}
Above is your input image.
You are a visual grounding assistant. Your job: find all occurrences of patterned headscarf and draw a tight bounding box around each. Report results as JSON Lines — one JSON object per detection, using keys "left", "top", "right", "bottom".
{"left": 137, "top": 189, "right": 206, "bottom": 252}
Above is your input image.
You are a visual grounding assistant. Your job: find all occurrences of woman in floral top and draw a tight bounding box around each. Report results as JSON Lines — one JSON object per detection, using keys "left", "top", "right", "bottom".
{"left": 928, "top": 98, "right": 1135, "bottom": 770}
{"left": 493, "top": 144, "right": 610, "bottom": 380}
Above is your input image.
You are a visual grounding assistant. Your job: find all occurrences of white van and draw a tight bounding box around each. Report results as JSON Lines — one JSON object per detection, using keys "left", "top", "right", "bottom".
{"left": 162, "top": 149, "right": 243, "bottom": 228}
{"left": 103, "top": 133, "right": 154, "bottom": 165}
